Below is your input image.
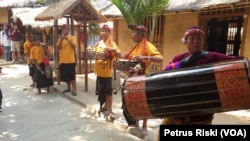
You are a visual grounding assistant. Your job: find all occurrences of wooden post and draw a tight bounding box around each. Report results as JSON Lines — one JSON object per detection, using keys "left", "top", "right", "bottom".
{"left": 77, "top": 24, "right": 82, "bottom": 74}
{"left": 53, "top": 20, "right": 59, "bottom": 84}
{"left": 83, "top": 21, "right": 88, "bottom": 91}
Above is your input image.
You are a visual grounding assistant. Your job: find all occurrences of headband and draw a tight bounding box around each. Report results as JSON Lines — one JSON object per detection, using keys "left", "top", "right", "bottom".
{"left": 181, "top": 26, "right": 205, "bottom": 43}
{"left": 100, "top": 24, "right": 110, "bottom": 31}
{"left": 128, "top": 25, "right": 147, "bottom": 33}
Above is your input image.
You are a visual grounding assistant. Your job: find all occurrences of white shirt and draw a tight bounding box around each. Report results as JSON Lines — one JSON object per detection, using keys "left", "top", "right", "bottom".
{"left": 0, "top": 30, "right": 11, "bottom": 47}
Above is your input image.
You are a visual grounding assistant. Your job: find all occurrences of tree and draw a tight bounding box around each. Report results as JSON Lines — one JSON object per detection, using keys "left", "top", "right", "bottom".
{"left": 112, "top": 0, "right": 168, "bottom": 42}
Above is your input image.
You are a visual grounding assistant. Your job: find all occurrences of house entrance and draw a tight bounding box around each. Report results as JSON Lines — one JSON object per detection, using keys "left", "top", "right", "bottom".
{"left": 206, "top": 17, "right": 243, "bottom": 56}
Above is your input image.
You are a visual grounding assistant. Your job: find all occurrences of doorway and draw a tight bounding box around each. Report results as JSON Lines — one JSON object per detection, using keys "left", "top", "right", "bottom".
{"left": 207, "top": 17, "right": 243, "bottom": 56}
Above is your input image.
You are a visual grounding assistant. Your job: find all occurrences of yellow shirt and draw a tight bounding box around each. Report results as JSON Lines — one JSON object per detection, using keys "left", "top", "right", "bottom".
{"left": 23, "top": 40, "right": 34, "bottom": 64}
{"left": 57, "top": 34, "right": 77, "bottom": 64}
{"left": 94, "top": 38, "right": 120, "bottom": 77}
{"left": 30, "top": 45, "right": 51, "bottom": 64}
{"left": 127, "top": 39, "right": 163, "bottom": 74}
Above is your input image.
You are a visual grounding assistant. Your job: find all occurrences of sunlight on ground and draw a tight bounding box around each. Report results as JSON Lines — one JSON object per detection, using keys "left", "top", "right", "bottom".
{"left": 224, "top": 110, "right": 250, "bottom": 118}
{"left": 69, "top": 136, "right": 86, "bottom": 141}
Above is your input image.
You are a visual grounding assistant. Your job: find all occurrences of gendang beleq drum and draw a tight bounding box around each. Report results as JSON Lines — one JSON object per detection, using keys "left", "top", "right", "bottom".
{"left": 121, "top": 58, "right": 250, "bottom": 120}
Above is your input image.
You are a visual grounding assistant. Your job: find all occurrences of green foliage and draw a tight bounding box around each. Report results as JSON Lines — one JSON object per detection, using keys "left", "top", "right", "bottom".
{"left": 88, "top": 23, "right": 100, "bottom": 39}
{"left": 52, "top": 0, "right": 60, "bottom": 2}
{"left": 112, "top": 0, "right": 169, "bottom": 42}
{"left": 112, "top": 0, "right": 150, "bottom": 26}
{"left": 37, "top": 0, "right": 44, "bottom": 3}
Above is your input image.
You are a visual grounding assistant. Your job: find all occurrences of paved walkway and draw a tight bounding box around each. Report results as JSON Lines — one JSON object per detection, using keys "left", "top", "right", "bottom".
{"left": 0, "top": 59, "right": 160, "bottom": 140}
{"left": 52, "top": 71, "right": 161, "bottom": 141}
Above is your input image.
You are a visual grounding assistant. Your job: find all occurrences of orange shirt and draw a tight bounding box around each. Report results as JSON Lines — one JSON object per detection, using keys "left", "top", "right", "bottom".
{"left": 30, "top": 45, "right": 51, "bottom": 65}
{"left": 23, "top": 40, "right": 34, "bottom": 64}
{"left": 127, "top": 40, "right": 163, "bottom": 74}
{"left": 94, "top": 38, "right": 120, "bottom": 77}
{"left": 57, "top": 34, "right": 77, "bottom": 64}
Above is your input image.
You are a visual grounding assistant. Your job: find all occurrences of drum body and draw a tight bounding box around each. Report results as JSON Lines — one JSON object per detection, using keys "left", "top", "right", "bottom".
{"left": 84, "top": 50, "right": 110, "bottom": 60}
{"left": 114, "top": 59, "right": 139, "bottom": 72}
{"left": 122, "top": 58, "right": 250, "bottom": 120}
{"left": 83, "top": 50, "right": 95, "bottom": 59}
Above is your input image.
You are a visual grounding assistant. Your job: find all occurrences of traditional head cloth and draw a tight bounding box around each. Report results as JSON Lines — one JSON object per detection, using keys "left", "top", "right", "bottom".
{"left": 25, "top": 32, "right": 32, "bottom": 39}
{"left": 100, "top": 24, "right": 110, "bottom": 32}
{"left": 32, "top": 35, "right": 40, "bottom": 41}
{"left": 128, "top": 25, "right": 147, "bottom": 33}
{"left": 181, "top": 26, "right": 205, "bottom": 43}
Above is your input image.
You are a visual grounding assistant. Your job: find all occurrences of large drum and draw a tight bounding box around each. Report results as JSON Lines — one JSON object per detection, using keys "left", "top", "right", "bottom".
{"left": 122, "top": 58, "right": 250, "bottom": 120}
{"left": 113, "top": 59, "right": 139, "bottom": 72}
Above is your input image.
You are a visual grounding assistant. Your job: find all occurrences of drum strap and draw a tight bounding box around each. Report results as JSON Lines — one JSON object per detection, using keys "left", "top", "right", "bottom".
{"left": 125, "top": 39, "right": 147, "bottom": 60}
{"left": 181, "top": 50, "right": 209, "bottom": 67}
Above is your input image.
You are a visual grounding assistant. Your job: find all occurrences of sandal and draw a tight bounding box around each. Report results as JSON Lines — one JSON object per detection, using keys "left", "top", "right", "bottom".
{"left": 71, "top": 92, "right": 77, "bottom": 96}
{"left": 109, "top": 113, "right": 116, "bottom": 119}
{"left": 98, "top": 108, "right": 108, "bottom": 114}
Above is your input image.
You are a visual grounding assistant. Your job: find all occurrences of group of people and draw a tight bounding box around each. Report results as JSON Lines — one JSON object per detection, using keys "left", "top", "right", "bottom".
{"left": 91, "top": 24, "right": 163, "bottom": 138}
{"left": 24, "top": 24, "right": 78, "bottom": 95}
{"left": 24, "top": 32, "right": 54, "bottom": 94}
{"left": 0, "top": 22, "right": 23, "bottom": 63}
{"left": 1, "top": 22, "right": 241, "bottom": 140}
{"left": 24, "top": 24, "right": 80, "bottom": 95}
{"left": 90, "top": 24, "right": 241, "bottom": 140}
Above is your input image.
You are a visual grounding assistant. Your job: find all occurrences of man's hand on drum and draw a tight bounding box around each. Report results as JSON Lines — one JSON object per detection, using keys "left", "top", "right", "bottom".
{"left": 129, "top": 63, "right": 144, "bottom": 76}
{"left": 129, "top": 67, "right": 139, "bottom": 76}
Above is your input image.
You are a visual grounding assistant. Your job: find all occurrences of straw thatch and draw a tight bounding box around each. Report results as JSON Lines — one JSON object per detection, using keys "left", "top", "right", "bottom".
{"left": 0, "top": 0, "right": 36, "bottom": 8}
{"left": 90, "top": 0, "right": 249, "bottom": 18}
{"left": 91, "top": 0, "right": 122, "bottom": 19}
{"left": 34, "top": 0, "right": 107, "bottom": 23}
{"left": 166, "top": 0, "right": 242, "bottom": 12}
{"left": 11, "top": 7, "right": 76, "bottom": 28}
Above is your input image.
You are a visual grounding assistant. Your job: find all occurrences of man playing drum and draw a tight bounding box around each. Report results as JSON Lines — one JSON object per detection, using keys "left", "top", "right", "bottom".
{"left": 157, "top": 26, "right": 240, "bottom": 141}
{"left": 94, "top": 24, "right": 121, "bottom": 120}
{"left": 123, "top": 25, "right": 163, "bottom": 138}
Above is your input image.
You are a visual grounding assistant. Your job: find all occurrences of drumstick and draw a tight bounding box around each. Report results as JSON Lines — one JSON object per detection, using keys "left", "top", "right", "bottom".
{"left": 113, "top": 71, "right": 133, "bottom": 94}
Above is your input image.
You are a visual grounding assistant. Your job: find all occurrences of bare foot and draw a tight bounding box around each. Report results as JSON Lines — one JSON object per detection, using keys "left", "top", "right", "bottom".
{"left": 140, "top": 128, "right": 148, "bottom": 138}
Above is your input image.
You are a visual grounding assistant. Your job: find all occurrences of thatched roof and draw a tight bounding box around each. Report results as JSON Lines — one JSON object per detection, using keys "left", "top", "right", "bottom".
{"left": 91, "top": 0, "right": 249, "bottom": 18}
{"left": 12, "top": 7, "right": 72, "bottom": 28}
{"left": 166, "top": 0, "right": 243, "bottom": 12}
{"left": 91, "top": 0, "right": 122, "bottom": 19}
{"left": 34, "top": 0, "right": 107, "bottom": 23}
{"left": 0, "top": 0, "right": 36, "bottom": 8}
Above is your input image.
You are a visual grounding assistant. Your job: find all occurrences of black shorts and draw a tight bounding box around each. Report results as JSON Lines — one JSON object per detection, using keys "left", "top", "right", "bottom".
{"left": 60, "top": 63, "right": 76, "bottom": 82}
{"left": 96, "top": 77, "right": 112, "bottom": 103}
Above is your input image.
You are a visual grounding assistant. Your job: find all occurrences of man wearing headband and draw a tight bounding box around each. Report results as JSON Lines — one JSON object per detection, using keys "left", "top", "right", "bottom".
{"left": 93, "top": 24, "right": 121, "bottom": 120}
{"left": 123, "top": 25, "right": 163, "bottom": 138}
{"left": 157, "top": 26, "right": 240, "bottom": 140}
